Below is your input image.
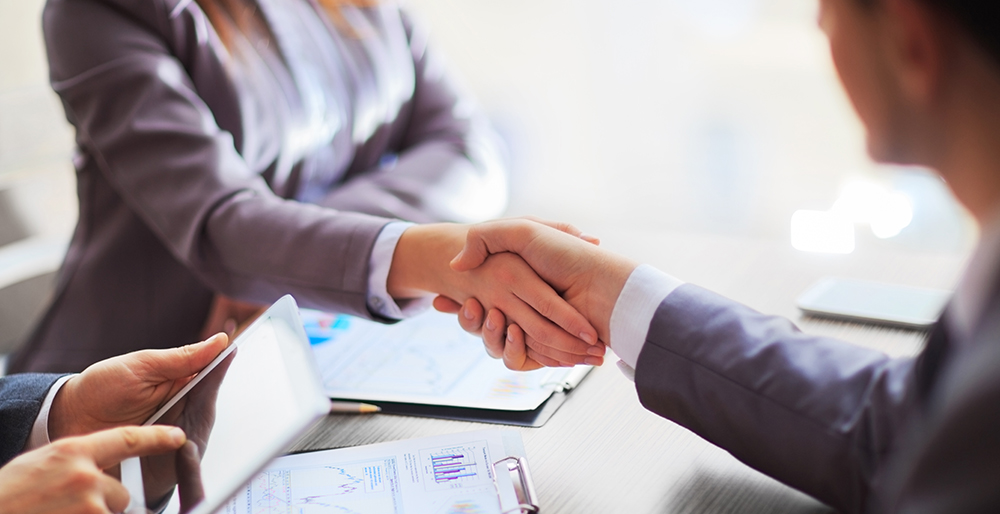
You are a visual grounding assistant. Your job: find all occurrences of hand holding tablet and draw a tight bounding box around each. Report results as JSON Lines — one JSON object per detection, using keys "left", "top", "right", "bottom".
{"left": 126, "top": 295, "right": 330, "bottom": 514}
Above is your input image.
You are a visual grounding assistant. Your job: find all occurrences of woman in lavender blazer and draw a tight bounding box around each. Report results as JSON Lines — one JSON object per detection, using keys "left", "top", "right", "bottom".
{"left": 11, "top": 0, "right": 599, "bottom": 373}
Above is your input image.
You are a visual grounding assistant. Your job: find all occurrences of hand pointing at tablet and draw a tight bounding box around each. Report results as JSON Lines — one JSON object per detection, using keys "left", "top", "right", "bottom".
{"left": 0, "top": 425, "right": 187, "bottom": 514}
{"left": 47, "top": 333, "right": 231, "bottom": 442}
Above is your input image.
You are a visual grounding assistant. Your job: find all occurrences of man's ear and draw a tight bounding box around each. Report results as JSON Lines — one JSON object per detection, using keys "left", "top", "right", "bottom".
{"left": 882, "top": 0, "right": 951, "bottom": 105}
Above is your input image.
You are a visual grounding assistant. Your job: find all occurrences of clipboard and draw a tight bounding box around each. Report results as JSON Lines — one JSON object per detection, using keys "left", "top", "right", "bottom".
{"left": 493, "top": 430, "right": 540, "bottom": 514}
{"left": 309, "top": 309, "right": 594, "bottom": 427}
{"left": 351, "top": 365, "right": 592, "bottom": 427}
{"left": 265, "top": 429, "right": 539, "bottom": 513}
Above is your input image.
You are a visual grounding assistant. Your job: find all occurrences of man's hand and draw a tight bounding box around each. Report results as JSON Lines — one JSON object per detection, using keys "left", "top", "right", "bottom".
{"left": 387, "top": 223, "right": 604, "bottom": 369}
{"left": 0, "top": 426, "right": 186, "bottom": 514}
{"left": 437, "top": 218, "right": 639, "bottom": 370}
{"left": 49, "top": 333, "right": 230, "bottom": 441}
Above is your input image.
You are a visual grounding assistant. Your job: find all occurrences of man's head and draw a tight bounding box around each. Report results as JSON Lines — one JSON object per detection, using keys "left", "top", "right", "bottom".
{"left": 819, "top": 0, "right": 1000, "bottom": 219}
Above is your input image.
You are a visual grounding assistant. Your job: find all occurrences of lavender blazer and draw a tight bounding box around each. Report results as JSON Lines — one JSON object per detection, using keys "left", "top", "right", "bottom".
{"left": 638, "top": 285, "right": 1000, "bottom": 513}
{"left": 12, "top": 0, "right": 506, "bottom": 373}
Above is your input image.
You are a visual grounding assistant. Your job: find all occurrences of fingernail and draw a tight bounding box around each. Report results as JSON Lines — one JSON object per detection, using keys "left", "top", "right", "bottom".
{"left": 587, "top": 346, "right": 605, "bottom": 357}
{"left": 463, "top": 307, "right": 474, "bottom": 320}
{"left": 169, "top": 427, "right": 186, "bottom": 445}
{"left": 580, "top": 332, "right": 596, "bottom": 345}
{"left": 506, "top": 330, "right": 514, "bottom": 342}
{"left": 585, "top": 357, "right": 604, "bottom": 366}
{"left": 485, "top": 317, "right": 496, "bottom": 331}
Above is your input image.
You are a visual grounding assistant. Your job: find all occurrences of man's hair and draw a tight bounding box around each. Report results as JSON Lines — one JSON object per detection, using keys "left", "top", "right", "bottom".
{"left": 860, "top": 0, "right": 1000, "bottom": 67}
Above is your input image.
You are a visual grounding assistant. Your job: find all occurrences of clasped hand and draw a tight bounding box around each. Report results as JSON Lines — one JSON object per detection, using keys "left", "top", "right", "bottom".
{"left": 432, "top": 218, "right": 638, "bottom": 371}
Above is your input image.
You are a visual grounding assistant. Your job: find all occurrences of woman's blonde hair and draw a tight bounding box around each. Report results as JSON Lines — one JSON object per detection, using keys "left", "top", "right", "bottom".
{"left": 195, "top": 0, "right": 379, "bottom": 48}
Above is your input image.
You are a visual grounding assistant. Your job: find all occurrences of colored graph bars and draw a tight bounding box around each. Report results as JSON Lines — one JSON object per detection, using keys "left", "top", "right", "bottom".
{"left": 430, "top": 450, "right": 479, "bottom": 484}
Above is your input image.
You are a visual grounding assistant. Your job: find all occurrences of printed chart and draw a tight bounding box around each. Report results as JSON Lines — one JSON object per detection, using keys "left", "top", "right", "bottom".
{"left": 419, "top": 442, "right": 491, "bottom": 493}
{"left": 305, "top": 309, "right": 587, "bottom": 411}
{"left": 231, "top": 458, "right": 401, "bottom": 514}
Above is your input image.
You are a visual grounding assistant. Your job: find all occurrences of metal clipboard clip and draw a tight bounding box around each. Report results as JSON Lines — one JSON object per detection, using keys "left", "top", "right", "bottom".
{"left": 493, "top": 456, "right": 540, "bottom": 514}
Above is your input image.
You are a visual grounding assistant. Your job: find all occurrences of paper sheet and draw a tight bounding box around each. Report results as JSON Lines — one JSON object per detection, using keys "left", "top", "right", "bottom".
{"left": 306, "top": 309, "right": 586, "bottom": 411}
{"left": 217, "top": 430, "right": 522, "bottom": 514}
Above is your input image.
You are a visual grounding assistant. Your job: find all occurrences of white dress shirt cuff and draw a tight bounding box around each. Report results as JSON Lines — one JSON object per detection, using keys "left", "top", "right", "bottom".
{"left": 26, "top": 374, "right": 75, "bottom": 451}
{"left": 609, "top": 264, "right": 684, "bottom": 376}
{"left": 367, "top": 222, "right": 433, "bottom": 320}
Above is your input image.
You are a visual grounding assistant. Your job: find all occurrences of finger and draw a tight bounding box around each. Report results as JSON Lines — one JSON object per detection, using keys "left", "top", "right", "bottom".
{"left": 520, "top": 215, "right": 599, "bottom": 245}
{"left": 79, "top": 426, "right": 187, "bottom": 469}
{"left": 503, "top": 326, "right": 546, "bottom": 371}
{"left": 177, "top": 441, "right": 206, "bottom": 511}
{"left": 524, "top": 333, "right": 605, "bottom": 367}
{"left": 511, "top": 272, "right": 598, "bottom": 345}
{"left": 508, "top": 308, "right": 600, "bottom": 366}
{"left": 134, "top": 333, "right": 230, "bottom": 382}
{"left": 502, "top": 324, "right": 530, "bottom": 370}
{"left": 459, "top": 298, "right": 487, "bottom": 335}
{"left": 432, "top": 295, "right": 462, "bottom": 314}
{"left": 500, "top": 293, "right": 595, "bottom": 360}
{"left": 101, "top": 474, "right": 132, "bottom": 514}
{"left": 525, "top": 346, "right": 564, "bottom": 368}
{"left": 482, "top": 309, "right": 507, "bottom": 359}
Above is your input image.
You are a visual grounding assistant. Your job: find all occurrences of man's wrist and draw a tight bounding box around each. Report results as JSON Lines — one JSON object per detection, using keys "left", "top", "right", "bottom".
{"left": 47, "top": 375, "right": 80, "bottom": 441}
{"left": 573, "top": 250, "right": 639, "bottom": 343}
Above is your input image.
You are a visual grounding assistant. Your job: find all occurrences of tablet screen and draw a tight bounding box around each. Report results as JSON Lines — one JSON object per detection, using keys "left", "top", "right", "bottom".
{"left": 138, "top": 297, "right": 330, "bottom": 514}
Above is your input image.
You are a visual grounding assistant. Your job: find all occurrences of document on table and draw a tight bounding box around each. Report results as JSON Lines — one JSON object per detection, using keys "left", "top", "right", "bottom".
{"left": 218, "top": 429, "right": 533, "bottom": 514}
{"left": 305, "top": 309, "right": 591, "bottom": 411}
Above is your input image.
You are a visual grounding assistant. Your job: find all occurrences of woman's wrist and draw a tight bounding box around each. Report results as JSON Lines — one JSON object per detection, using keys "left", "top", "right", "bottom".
{"left": 386, "top": 223, "right": 469, "bottom": 300}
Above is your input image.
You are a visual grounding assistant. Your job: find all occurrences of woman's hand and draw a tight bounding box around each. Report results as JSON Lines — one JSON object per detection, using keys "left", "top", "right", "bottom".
{"left": 387, "top": 223, "right": 604, "bottom": 369}
{"left": 48, "top": 334, "right": 230, "bottom": 442}
{"left": 0, "top": 426, "right": 186, "bottom": 514}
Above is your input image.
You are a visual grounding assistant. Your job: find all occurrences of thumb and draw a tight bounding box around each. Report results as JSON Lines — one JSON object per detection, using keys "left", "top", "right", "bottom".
{"left": 135, "top": 333, "right": 230, "bottom": 381}
{"left": 450, "top": 220, "right": 538, "bottom": 272}
{"left": 81, "top": 426, "right": 187, "bottom": 470}
{"left": 450, "top": 218, "right": 599, "bottom": 272}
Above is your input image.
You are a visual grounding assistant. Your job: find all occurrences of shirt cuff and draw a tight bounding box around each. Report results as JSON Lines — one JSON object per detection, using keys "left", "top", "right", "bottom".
{"left": 367, "top": 222, "right": 433, "bottom": 320}
{"left": 26, "top": 375, "right": 75, "bottom": 451}
{"left": 609, "top": 264, "right": 684, "bottom": 373}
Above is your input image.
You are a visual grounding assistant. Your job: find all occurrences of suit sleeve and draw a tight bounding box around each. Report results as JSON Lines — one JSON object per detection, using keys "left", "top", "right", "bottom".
{"left": 0, "top": 374, "right": 62, "bottom": 466}
{"left": 319, "top": 11, "right": 509, "bottom": 224}
{"left": 44, "top": 0, "right": 390, "bottom": 312}
{"left": 634, "top": 284, "right": 919, "bottom": 514}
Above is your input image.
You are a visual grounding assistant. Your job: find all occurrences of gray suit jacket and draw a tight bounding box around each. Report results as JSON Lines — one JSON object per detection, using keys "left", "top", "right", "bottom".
{"left": 12, "top": 0, "right": 505, "bottom": 373}
{"left": 0, "top": 374, "right": 62, "bottom": 466}
{"left": 636, "top": 284, "right": 1000, "bottom": 513}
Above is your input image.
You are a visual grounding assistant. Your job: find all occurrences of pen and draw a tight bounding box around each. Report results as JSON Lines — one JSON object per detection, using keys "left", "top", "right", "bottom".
{"left": 329, "top": 401, "right": 382, "bottom": 414}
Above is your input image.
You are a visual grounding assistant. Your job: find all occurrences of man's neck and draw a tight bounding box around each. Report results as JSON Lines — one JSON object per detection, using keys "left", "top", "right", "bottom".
{"left": 933, "top": 41, "right": 1000, "bottom": 225}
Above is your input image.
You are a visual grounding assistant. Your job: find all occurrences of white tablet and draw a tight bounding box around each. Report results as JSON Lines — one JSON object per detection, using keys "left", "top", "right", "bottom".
{"left": 131, "top": 295, "right": 330, "bottom": 514}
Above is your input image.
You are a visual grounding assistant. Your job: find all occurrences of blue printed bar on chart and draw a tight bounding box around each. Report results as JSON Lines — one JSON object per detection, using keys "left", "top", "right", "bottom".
{"left": 431, "top": 452, "right": 478, "bottom": 483}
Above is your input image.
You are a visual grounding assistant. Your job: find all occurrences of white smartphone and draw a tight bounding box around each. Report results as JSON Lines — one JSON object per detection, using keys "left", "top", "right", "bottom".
{"left": 796, "top": 277, "right": 951, "bottom": 330}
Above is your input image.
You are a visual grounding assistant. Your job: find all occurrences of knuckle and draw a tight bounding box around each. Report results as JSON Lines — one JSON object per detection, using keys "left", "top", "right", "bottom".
{"left": 82, "top": 496, "right": 108, "bottom": 514}
{"left": 119, "top": 427, "right": 142, "bottom": 449}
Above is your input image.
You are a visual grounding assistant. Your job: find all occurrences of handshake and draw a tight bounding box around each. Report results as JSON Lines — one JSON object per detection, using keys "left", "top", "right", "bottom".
{"left": 386, "top": 217, "right": 640, "bottom": 372}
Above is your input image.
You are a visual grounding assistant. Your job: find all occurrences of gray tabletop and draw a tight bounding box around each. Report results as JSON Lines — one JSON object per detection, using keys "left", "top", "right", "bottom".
{"left": 290, "top": 228, "right": 968, "bottom": 514}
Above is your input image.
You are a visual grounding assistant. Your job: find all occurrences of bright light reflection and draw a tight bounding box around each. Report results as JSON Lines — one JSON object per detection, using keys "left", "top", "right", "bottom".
{"left": 791, "top": 210, "right": 855, "bottom": 254}
{"left": 831, "top": 180, "right": 914, "bottom": 240}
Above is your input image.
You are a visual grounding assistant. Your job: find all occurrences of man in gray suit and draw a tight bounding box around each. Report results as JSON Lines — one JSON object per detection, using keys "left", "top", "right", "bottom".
{"left": 0, "top": 334, "right": 227, "bottom": 513}
{"left": 440, "top": 0, "right": 1000, "bottom": 512}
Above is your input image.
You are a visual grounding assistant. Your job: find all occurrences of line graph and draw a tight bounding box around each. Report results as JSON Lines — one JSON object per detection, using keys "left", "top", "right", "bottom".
{"left": 244, "top": 458, "right": 401, "bottom": 514}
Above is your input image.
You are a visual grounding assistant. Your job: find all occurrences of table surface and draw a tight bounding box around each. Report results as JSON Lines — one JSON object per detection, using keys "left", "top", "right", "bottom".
{"left": 291, "top": 227, "right": 969, "bottom": 514}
